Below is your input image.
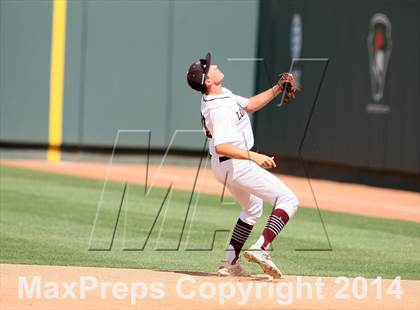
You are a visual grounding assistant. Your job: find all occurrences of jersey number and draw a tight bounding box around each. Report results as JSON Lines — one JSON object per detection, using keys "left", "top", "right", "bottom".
{"left": 201, "top": 114, "right": 212, "bottom": 138}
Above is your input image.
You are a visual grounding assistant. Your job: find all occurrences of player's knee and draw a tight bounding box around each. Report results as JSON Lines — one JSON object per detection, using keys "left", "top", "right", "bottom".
{"left": 250, "top": 206, "right": 263, "bottom": 219}
{"left": 240, "top": 205, "right": 263, "bottom": 226}
{"left": 288, "top": 192, "right": 299, "bottom": 217}
{"left": 290, "top": 192, "right": 299, "bottom": 209}
{"left": 275, "top": 192, "right": 299, "bottom": 218}
{"left": 240, "top": 213, "right": 257, "bottom": 225}
{"left": 288, "top": 201, "right": 299, "bottom": 218}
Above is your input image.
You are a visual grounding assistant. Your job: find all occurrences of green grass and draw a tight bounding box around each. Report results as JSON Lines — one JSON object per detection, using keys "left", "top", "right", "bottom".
{"left": 1, "top": 166, "right": 419, "bottom": 279}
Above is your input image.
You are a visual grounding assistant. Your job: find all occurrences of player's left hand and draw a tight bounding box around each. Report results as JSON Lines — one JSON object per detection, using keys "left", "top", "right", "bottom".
{"left": 277, "top": 72, "right": 298, "bottom": 105}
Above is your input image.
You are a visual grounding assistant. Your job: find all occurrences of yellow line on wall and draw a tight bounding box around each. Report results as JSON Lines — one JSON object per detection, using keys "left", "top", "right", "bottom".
{"left": 48, "top": 0, "right": 67, "bottom": 163}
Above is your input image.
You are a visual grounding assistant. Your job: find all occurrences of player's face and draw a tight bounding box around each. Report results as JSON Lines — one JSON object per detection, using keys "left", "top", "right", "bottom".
{"left": 206, "top": 65, "right": 224, "bottom": 85}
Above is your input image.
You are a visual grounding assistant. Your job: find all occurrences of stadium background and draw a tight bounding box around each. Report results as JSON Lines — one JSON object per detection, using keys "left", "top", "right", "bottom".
{"left": 1, "top": 1, "right": 419, "bottom": 309}
{"left": 1, "top": 0, "right": 418, "bottom": 191}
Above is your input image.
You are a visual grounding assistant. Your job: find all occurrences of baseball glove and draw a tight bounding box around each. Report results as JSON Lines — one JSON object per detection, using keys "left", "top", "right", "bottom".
{"left": 277, "top": 72, "right": 298, "bottom": 105}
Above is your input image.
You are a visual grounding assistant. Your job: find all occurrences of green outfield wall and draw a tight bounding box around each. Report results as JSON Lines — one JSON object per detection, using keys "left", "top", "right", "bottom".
{"left": 254, "top": 0, "right": 420, "bottom": 178}
{"left": 0, "top": 0, "right": 259, "bottom": 149}
{"left": 1, "top": 0, "right": 418, "bottom": 188}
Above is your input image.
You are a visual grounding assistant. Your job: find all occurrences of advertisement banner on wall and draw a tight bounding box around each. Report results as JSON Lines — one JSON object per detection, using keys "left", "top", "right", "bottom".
{"left": 366, "top": 13, "right": 392, "bottom": 114}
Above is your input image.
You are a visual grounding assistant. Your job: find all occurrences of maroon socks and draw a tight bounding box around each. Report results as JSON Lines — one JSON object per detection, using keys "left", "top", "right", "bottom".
{"left": 226, "top": 218, "right": 253, "bottom": 264}
{"left": 258, "top": 208, "right": 290, "bottom": 250}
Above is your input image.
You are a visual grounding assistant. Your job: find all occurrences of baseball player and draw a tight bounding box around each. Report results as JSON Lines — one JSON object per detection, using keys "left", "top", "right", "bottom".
{"left": 187, "top": 52, "right": 299, "bottom": 279}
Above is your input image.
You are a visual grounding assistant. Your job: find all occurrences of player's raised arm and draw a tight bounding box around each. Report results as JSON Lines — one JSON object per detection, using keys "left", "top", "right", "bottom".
{"left": 245, "top": 84, "right": 282, "bottom": 113}
{"left": 245, "top": 72, "right": 298, "bottom": 113}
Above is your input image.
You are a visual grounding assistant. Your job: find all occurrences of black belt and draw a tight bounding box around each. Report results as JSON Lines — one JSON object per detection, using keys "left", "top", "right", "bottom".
{"left": 218, "top": 156, "right": 230, "bottom": 163}
{"left": 214, "top": 146, "right": 257, "bottom": 163}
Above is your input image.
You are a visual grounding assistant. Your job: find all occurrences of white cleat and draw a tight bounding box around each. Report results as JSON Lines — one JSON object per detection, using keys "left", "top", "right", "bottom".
{"left": 217, "top": 259, "right": 252, "bottom": 277}
{"left": 243, "top": 249, "right": 282, "bottom": 279}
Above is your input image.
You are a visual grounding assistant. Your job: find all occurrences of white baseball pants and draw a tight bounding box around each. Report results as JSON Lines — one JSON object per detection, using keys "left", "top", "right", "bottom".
{"left": 211, "top": 157, "right": 299, "bottom": 225}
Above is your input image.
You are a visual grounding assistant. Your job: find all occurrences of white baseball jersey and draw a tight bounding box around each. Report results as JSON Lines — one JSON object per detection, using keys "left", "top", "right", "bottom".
{"left": 199, "top": 87, "right": 299, "bottom": 227}
{"left": 200, "top": 87, "right": 254, "bottom": 157}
